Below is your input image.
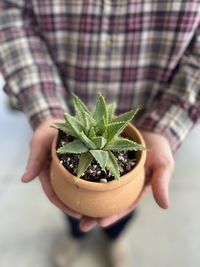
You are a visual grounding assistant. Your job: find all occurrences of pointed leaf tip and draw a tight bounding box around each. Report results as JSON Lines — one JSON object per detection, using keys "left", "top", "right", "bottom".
{"left": 90, "top": 150, "right": 108, "bottom": 170}
{"left": 77, "top": 152, "right": 93, "bottom": 177}
{"left": 105, "top": 151, "right": 120, "bottom": 180}
{"left": 113, "top": 108, "right": 139, "bottom": 124}
{"left": 93, "top": 94, "right": 108, "bottom": 124}
{"left": 57, "top": 140, "right": 88, "bottom": 154}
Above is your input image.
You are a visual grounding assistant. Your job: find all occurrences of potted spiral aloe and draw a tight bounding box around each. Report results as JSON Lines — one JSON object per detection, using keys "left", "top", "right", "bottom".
{"left": 50, "top": 94, "right": 146, "bottom": 217}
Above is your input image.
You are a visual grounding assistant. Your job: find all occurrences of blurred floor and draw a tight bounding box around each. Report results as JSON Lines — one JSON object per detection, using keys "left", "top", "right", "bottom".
{"left": 0, "top": 76, "right": 200, "bottom": 267}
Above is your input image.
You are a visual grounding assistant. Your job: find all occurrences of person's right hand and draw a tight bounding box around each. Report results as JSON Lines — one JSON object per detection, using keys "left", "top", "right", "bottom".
{"left": 21, "top": 118, "right": 82, "bottom": 219}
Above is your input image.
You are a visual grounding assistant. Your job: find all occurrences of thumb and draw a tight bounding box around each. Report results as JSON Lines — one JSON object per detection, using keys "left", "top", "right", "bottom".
{"left": 21, "top": 118, "right": 60, "bottom": 183}
{"left": 151, "top": 165, "right": 172, "bottom": 209}
{"left": 21, "top": 135, "right": 50, "bottom": 183}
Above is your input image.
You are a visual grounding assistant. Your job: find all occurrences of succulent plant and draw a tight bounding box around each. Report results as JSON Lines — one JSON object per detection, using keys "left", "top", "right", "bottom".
{"left": 55, "top": 93, "right": 145, "bottom": 180}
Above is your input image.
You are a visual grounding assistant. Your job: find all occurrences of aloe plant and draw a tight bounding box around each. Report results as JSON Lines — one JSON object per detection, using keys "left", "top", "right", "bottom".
{"left": 55, "top": 93, "right": 145, "bottom": 180}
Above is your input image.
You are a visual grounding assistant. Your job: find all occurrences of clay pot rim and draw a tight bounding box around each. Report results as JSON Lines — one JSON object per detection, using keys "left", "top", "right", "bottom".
{"left": 51, "top": 123, "right": 146, "bottom": 192}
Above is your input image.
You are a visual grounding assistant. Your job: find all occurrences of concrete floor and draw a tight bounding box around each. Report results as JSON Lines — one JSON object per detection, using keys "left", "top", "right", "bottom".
{"left": 0, "top": 76, "right": 200, "bottom": 267}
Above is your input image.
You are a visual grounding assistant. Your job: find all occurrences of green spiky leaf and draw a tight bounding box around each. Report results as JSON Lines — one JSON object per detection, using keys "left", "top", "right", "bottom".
{"left": 107, "top": 102, "right": 116, "bottom": 122}
{"left": 90, "top": 150, "right": 108, "bottom": 170}
{"left": 72, "top": 93, "right": 90, "bottom": 119}
{"left": 64, "top": 112, "right": 83, "bottom": 138}
{"left": 106, "top": 121, "right": 127, "bottom": 142}
{"left": 95, "top": 116, "right": 107, "bottom": 136}
{"left": 77, "top": 152, "right": 93, "bottom": 178}
{"left": 83, "top": 111, "right": 96, "bottom": 134}
{"left": 80, "top": 131, "right": 97, "bottom": 149}
{"left": 105, "top": 137, "right": 145, "bottom": 151}
{"left": 93, "top": 94, "right": 108, "bottom": 123}
{"left": 53, "top": 122, "right": 78, "bottom": 138}
{"left": 88, "top": 127, "right": 96, "bottom": 139}
{"left": 92, "top": 136, "right": 107, "bottom": 149}
{"left": 113, "top": 108, "right": 139, "bottom": 124}
{"left": 57, "top": 140, "right": 88, "bottom": 154}
{"left": 105, "top": 151, "right": 120, "bottom": 180}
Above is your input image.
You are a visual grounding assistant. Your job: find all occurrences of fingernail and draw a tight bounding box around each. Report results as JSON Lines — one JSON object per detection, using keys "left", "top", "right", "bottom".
{"left": 80, "top": 219, "right": 97, "bottom": 232}
{"left": 68, "top": 213, "right": 81, "bottom": 220}
{"left": 21, "top": 169, "right": 34, "bottom": 183}
{"left": 21, "top": 171, "right": 29, "bottom": 183}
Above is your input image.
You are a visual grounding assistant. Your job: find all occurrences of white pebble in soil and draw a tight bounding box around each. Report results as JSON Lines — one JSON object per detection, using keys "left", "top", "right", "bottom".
{"left": 100, "top": 178, "right": 107, "bottom": 183}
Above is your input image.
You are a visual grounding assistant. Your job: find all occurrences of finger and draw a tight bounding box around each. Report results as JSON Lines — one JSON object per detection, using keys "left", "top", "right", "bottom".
{"left": 151, "top": 166, "right": 172, "bottom": 209}
{"left": 79, "top": 217, "right": 98, "bottom": 232}
{"left": 98, "top": 184, "right": 151, "bottom": 227}
{"left": 39, "top": 168, "right": 81, "bottom": 219}
{"left": 98, "top": 208, "right": 134, "bottom": 228}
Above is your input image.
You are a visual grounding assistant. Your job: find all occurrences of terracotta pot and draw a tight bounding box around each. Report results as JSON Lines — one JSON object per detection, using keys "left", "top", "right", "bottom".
{"left": 50, "top": 123, "right": 146, "bottom": 218}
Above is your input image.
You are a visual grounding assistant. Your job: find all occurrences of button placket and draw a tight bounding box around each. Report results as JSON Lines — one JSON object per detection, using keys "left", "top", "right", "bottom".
{"left": 101, "top": 0, "right": 113, "bottom": 46}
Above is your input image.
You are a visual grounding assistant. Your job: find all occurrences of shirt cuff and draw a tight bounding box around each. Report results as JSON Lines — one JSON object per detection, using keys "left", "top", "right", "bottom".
{"left": 135, "top": 104, "right": 195, "bottom": 152}
{"left": 28, "top": 107, "right": 66, "bottom": 130}
{"left": 15, "top": 83, "right": 69, "bottom": 130}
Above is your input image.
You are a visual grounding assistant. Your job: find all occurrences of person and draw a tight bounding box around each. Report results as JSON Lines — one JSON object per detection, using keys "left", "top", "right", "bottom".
{"left": 0, "top": 1, "right": 200, "bottom": 266}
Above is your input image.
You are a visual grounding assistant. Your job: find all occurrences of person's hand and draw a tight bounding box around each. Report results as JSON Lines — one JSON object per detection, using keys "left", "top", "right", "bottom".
{"left": 79, "top": 130, "right": 174, "bottom": 231}
{"left": 21, "top": 123, "right": 174, "bottom": 232}
{"left": 21, "top": 118, "right": 82, "bottom": 219}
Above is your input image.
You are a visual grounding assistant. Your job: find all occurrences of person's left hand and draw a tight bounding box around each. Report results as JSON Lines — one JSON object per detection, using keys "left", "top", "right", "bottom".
{"left": 79, "top": 130, "right": 174, "bottom": 232}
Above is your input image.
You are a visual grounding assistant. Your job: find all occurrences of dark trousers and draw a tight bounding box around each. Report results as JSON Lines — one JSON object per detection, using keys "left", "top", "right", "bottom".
{"left": 66, "top": 211, "right": 135, "bottom": 240}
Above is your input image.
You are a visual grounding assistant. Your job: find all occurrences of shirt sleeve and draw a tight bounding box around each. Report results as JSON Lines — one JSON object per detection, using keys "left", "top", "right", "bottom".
{"left": 0, "top": 1, "right": 69, "bottom": 129}
{"left": 136, "top": 25, "right": 200, "bottom": 152}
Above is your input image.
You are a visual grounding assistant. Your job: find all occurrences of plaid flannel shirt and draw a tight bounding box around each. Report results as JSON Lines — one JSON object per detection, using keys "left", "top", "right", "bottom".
{"left": 0, "top": 0, "right": 200, "bottom": 151}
